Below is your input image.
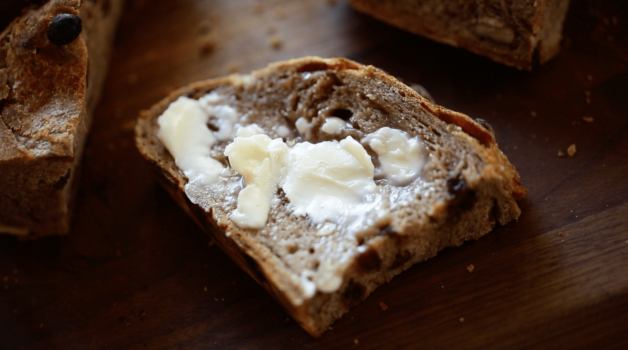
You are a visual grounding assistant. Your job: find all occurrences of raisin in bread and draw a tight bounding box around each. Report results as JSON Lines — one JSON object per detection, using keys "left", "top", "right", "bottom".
{"left": 134, "top": 57, "right": 526, "bottom": 337}
{"left": 349, "top": 0, "right": 571, "bottom": 70}
{"left": 0, "top": 0, "right": 124, "bottom": 237}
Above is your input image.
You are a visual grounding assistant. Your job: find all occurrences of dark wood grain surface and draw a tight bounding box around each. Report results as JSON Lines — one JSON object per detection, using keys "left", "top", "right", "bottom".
{"left": 2, "top": 0, "right": 628, "bottom": 349}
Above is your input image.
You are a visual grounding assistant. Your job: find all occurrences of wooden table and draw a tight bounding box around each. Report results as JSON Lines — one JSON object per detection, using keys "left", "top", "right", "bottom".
{"left": 2, "top": 0, "right": 628, "bottom": 348}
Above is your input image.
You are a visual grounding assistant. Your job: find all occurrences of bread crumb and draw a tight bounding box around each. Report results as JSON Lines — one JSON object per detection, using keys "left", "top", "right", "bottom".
{"left": 204, "top": 286, "right": 207, "bottom": 292}
{"left": 530, "top": 111, "right": 537, "bottom": 117}
{"left": 568, "top": 144, "right": 577, "bottom": 157}
{"left": 467, "top": 264, "right": 475, "bottom": 273}
{"left": 379, "top": 301, "right": 388, "bottom": 310}
{"left": 561, "top": 240, "right": 565, "bottom": 243}
{"left": 228, "top": 63, "right": 239, "bottom": 74}
{"left": 459, "top": 317, "right": 465, "bottom": 322}
{"left": 199, "top": 35, "right": 215, "bottom": 56}
{"left": 268, "top": 35, "right": 283, "bottom": 50}
{"left": 582, "top": 116, "right": 594, "bottom": 123}
{"left": 354, "top": 339, "right": 359, "bottom": 345}
{"left": 559, "top": 232, "right": 565, "bottom": 237}
{"left": 558, "top": 150, "right": 565, "bottom": 157}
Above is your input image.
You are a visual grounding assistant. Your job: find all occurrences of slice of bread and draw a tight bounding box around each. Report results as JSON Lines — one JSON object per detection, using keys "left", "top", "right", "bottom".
{"left": 135, "top": 57, "right": 526, "bottom": 337}
{"left": 0, "top": 0, "right": 124, "bottom": 237}
{"left": 349, "top": 0, "right": 571, "bottom": 70}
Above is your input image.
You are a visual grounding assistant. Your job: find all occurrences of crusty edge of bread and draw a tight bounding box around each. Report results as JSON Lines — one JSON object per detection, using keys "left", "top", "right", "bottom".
{"left": 348, "top": 0, "right": 571, "bottom": 70}
{"left": 135, "top": 57, "right": 526, "bottom": 336}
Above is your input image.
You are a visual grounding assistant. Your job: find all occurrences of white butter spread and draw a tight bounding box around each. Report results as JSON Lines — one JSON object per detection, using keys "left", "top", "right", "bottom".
{"left": 321, "top": 117, "right": 346, "bottom": 135}
{"left": 157, "top": 96, "right": 224, "bottom": 185}
{"left": 225, "top": 134, "right": 377, "bottom": 229}
{"left": 362, "top": 127, "right": 425, "bottom": 186}
{"left": 283, "top": 137, "right": 376, "bottom": 223}
{"left": 224, "top": 134, "right": 289, "bottom": 229}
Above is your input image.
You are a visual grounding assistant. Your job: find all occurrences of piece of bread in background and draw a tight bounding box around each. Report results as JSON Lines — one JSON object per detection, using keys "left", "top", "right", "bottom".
{"left": 349, "top": 0, "right": 571, "bottom": 70}
{"left": 135, "top": 57, "right": 526, "bottom": 336}
{"left": 0, "top": 0, "right": 124, "bottom": 238}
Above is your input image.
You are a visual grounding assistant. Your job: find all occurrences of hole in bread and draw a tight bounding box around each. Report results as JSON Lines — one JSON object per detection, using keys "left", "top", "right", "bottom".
{"left": 287, "top": 244, "right": 298, "bottom": 254}
{"left": 356, "top": 235, "right": 365, "bottom": 246}
{"left": 297, "top": 62, "right": 328, "bottom": 73}
{"left": 308, "top": 247, "right": 315, "bottom": 254}
{"left": 314, "top": 260, "right": 320, "bottom": 270}
{"left": 330, "top": 108, "right": 353, "bottom": 120}
{"left": 206, "top": 120, "right": 219, "bottom": 131}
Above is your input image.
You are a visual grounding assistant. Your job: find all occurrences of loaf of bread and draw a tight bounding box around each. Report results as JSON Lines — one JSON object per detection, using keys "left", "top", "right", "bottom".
{"left": 0, "top": 0, "right": 124, "bottom": 237}
{"left": 135, "top": 57, "right": 526, "bottom": 337}
{"left": 349, "top": 0, "right": 571, "bottom": 70}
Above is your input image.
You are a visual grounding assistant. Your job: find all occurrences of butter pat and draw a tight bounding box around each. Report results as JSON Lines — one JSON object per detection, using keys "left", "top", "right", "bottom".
{"left": 224, "top": 134, "right": 289, "bottom": 229}
{"left": 363, "top": 127, "right": 425, "bottom": 186}
{"left": 283, "top": 137, "right": 376, "bottom": 223}
{"left": 157, "top": 96, "right": 224, "bottom": 185}
{"left": 225, "top": 133, "right": 377, "bottom": 229}
{"left": 321, "top": 117, "right": 346, "bottom": 135}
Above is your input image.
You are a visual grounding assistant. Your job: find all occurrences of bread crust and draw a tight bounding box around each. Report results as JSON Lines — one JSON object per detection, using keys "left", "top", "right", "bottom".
{"left": 0, "top": 0, "right": 124, "bottom": 237}
{"left": 135, "top": 57, "right": 526, "bottom": 336}
{"left": 348, "top": 0, "right": 571, "bottom": 70}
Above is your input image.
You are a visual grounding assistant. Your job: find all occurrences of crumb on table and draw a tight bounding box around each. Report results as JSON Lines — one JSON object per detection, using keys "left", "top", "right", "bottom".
{"left": 582, "top": 116, "right": 594, "bottom": 123}
{"left": 568, "top": 144, "right": 577, "bottom": 157}
{"left": 379, "top": 301, "right": 388, "bottom": 310}
{"left": 467, "top": 264, "right": 475, "bottom": 273}
{"left": 558, "top": 150, "right": 565, "bottom": 157}
{"left": 268, "top": 35, "right": 283, "bottom": 50}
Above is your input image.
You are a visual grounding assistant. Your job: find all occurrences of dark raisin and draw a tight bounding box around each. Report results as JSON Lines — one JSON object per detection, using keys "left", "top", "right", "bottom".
{"left": 447, "top": 177, "right": 477, "bottom": 218}
{"left": 47, "top": 14, "right": 82, "bottom": 46}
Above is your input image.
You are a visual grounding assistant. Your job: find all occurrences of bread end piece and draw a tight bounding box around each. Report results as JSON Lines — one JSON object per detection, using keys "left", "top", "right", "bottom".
{"left": 348, "top": 0, "right": 571, "bottom": 70}
{"left": 0, "top": 0, "right": 124, "bottom": 238}
{"left": 135, "top": 57, "right": 526, "bottom": 337}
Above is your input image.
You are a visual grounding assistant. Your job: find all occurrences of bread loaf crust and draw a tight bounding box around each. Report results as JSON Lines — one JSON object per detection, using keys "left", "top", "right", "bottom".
{"left": 0, "top": 0, "right": 124, "bottom": 237}
{"left": 348, "top": 0, "right": 571, "bottom": 70}
{"left": 135, "top": 57, "right": 526, "bottom": 336}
